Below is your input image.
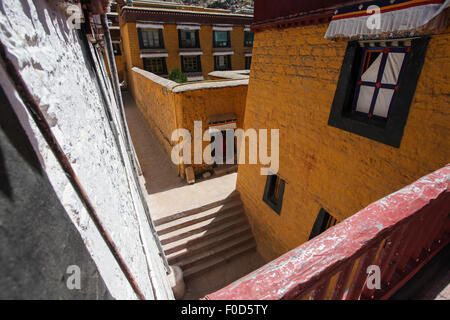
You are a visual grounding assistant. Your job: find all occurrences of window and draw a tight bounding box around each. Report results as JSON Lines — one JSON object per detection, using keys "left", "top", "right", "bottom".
{"left": 143, "top": 57, "right": 167, "bottom": 75}
{"left": 245, "top": 56, "right": 252, "bottom": 70}
{"left": 112, "top": 43, "right": 121, "bottom": 56}
{"left": 179, "top": 29, "right": 200, "bottom": 48}
{"left": 244, "top": 31, "right": 254, "bottom": 47}
{"left": 308, "top": 208, "right": 338, "bottom": 240}
{"left": 214, "top": 55, "right": 231, "bottom": 71}
{"left": 213, "top": 31, "right": 231, "bottom": 48}
{"left": 262, "top": 175, "right": 285, "bottom": 215}
{"left": 328, "top": 37, "right": 430, "bottom": 147}
{"left": 138, "top": 28, "right": 164, "bottom": 49}
{"left": 181, "top": 55, "right": 202, "bottom": 73}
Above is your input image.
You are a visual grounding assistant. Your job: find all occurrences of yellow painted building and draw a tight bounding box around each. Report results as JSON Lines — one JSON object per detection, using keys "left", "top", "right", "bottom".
{"left": 238, "top": 0, "right": 450, "bottom": 261}
{"left": 115, "top": 1, "right": 254, "bottom": 88}
{"left": 130, "top": 67, "right": 248, "bottom": 178}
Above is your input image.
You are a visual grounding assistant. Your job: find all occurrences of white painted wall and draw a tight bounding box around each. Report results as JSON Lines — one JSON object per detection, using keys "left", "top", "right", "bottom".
{"left": 0, "top": 0, "right": 173, "bottom": 300}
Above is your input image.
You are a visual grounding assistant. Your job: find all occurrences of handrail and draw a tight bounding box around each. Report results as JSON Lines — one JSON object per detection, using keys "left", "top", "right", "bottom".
{"left": 205, "top": 165, "right": 450, "bottom": 300}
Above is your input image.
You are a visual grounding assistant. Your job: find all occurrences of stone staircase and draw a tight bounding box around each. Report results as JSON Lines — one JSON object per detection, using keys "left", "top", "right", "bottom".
{"left": 154, "top": 190, "right": 256, "bottom": 280}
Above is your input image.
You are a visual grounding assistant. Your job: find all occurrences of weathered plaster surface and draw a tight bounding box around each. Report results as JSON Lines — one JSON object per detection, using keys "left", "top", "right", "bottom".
{"left": 0, "top": 0, "right": 173, "bottom": 299}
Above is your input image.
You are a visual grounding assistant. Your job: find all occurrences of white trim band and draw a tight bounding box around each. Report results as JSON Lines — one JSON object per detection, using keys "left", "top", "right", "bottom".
{"left": 140, "top": 53, "right": 168, "bottom": 58}
{"left": 213, "top": 51, "right": 234, "bottom": 56}
{"left": 244, "top": 27, "right": 251, "bottom": 32}
{"left": 187, "top": 76, "right": 204, "bottom": 82}
{"left": 213, "top": 26, "right": 233, "bottom": 31}
{"left": 245, "top": 53, "right": 252, "bottom": 57}
{"left": 179, "top": 51, "right": 203, "bottom": 56}
{"left": 137, "top": 23, "right": 164, "bottom": 29}
{"left": 177, "top": 25, "right": 201, "bottom": 30}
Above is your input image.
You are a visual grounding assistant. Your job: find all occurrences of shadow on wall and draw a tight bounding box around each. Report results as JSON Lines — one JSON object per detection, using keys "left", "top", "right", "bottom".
{"left": 0, "top": 85, "right": 112, "bottom": 299}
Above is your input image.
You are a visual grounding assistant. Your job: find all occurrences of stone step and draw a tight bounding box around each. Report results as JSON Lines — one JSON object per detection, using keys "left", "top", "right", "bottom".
{"left": 166, "top": 223, "right": 253, "bottom": 264}
{"left": 162, "top": 216, "right": 250, "bottom": 255}
{"left": 159, "top": 208, "right": 246, "bottom": 245}
{"left": 153, "top": 190, "right": 241, "bottom": 227}
{"left": 173, "top": 233, "right": 255, "bottom": 270}
{"left": 182, "top": 241, "right": 257, "bottom": 280}
{"left": 156, "top": 199, "right": 243, "bottom": 236}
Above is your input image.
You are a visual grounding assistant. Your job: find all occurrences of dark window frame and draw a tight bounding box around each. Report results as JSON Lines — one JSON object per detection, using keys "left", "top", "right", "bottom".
{"left": 245, "top": 56, "right": 252, "bottom": 69}
{"left": 213, "top": 30, "right": 231, "bottom": 48}
{"left": 112, "top": 43, "right": 121, "bottom": 56}
{"left": 308, "top": 208, "right": 338, "bottom": 240}
{"left": 328, "top": 37, "right": 430, "bottom": 148}
{"left": 214, "top": 55, "right": 232, "bottom": 71}
{"left": 138, "top": 28, "right": 165, "bottom": 49}
{"left": 142, "top": 57, "right": 168, "bottom": 76}
{"left": 244, "top": 31, "right": 254, "bottom": 47}
{"left": 181, "top": 55, "right": 202, "bottom": 74}
{"left": 262, "top": 174, "right": 286, "bottom": 215}
{"left": 178, "top": 29, "right": 200, "bottom": 49}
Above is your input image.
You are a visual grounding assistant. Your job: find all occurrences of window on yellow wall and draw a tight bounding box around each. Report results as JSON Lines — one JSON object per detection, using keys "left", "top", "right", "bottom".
{"left": 214, "top": 55, "right": 231, "bottom": 71}
{"left": 244, "top": 31, "right": 254, "bottom": 47}
{"left": 308, "top": 208, "right": 338, "bottom": 240}
{"left": 328, "top": 37, "right": 430, "bottom": 148}
{"left": 245, "top": 56, "right": 252, "bottom": 70}
{"left": 112, "top": 43, "right": 121, "bottom": 56}
{"left": 143, "top": 57, "right": 167, "bottom": 75}
{"left": 181, "top": 55, "right": 202, "bottom": 73}
{"left": 179, "top": 30, "right": 200, "bottom": 48}
{"left": 213, "top": 31, "right": 231, "bottom": 48}
{"left": 263, "top": 174, "right": 285, "bottom": 215}
{"left": 138, "top": 28, "right": 164, "bottom": 49}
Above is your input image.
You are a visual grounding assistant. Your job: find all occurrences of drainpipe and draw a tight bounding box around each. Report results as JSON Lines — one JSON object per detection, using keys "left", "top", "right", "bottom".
{"left": 100, "top": 14, "right": 172, "bottom": 276}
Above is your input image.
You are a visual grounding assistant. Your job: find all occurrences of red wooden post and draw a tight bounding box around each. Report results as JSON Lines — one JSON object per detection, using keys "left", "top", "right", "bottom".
{"left": 310, "top": 278, "right": 331, "bottom": 300}
{"left": 330, "top": 263, "right": 354, "bottom": 300}
{"left": 346, "top": 246, "right": 379, "bottom": 300}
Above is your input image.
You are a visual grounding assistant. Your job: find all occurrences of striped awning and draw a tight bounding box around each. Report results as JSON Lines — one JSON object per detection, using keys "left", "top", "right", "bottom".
{"left": 325, "top": 0, "right": 450, "bottom": 40}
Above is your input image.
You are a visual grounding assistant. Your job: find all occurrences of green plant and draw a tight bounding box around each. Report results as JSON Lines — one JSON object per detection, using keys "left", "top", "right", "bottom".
{"left": 168, "top": 67, "right": 188, "bottom": 83}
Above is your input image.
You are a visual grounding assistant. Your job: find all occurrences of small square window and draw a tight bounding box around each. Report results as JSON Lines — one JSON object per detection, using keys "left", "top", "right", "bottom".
{"left": 179, "top": 30, "right": 200, "bottom": 48}
{"left": 213, "top": 31, "right": 231, "bottom": 48}
{"left": 143, "top": 57, "right": 167, "bottom": 75}
{"left": 262, "top": 175, "right": 285, "bottom": 215}
{"left": 328, "top": 37, "right": 430, "bottom": 147}
{"left": 214, "top": 55, "right": 231, "bottom": 71}
{"left": 244, "top": 31, "right": 254, "bottom": 47}
{"left": 352, "top": 47, "right": 408, "bottom": 120}
{"left": 181, "top": 55, "right": 202, "bottom": 73}
{"left": 138, "top": 28, "right": 164, "bottom": 49}
{"left": 112, "top": 43, "right": 121, "bottom": 56}
{"left": 308, "top": 208, "right": 338, "bottom": 240}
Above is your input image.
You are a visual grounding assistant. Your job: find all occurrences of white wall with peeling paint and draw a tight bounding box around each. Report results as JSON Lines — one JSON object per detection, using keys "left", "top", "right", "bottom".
{"left": 0, "top": 0, "right": 173, "bottom": 299}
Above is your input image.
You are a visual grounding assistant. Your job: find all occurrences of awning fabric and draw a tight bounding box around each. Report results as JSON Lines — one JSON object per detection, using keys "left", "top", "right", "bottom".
{"left": 325, "top": 0, "right": 449, "bottom": 40}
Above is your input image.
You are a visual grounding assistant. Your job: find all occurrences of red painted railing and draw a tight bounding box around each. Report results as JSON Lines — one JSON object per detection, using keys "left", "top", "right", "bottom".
{"left": 205, "top": 165, "right": 450, "bottom": 300}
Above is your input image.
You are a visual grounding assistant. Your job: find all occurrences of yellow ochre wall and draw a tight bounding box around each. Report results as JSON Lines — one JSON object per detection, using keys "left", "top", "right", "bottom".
{"left": 130, "top": 68, "right": 247, "bottom": 178}
{"left": 179, "top": 84, "right": 248, "bottom": 175}
{"left": 120, "top": 21, "right": 248, "bottom": 81}
{"left": 237, "top": 24, "right": 450, "bottom": 261}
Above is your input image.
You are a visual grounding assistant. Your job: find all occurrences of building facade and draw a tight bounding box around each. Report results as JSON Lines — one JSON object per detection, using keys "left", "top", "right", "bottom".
{"left": 237, "top": 0, "right": 450, "bottom": 261}
{"left": 115, "top": 1, "right": 254, "bottom": 85}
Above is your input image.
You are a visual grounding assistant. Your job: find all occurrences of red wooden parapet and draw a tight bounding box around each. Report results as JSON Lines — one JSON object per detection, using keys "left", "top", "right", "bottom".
{"left": 205, "top": 165, "right": 450, "bottom": 300}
